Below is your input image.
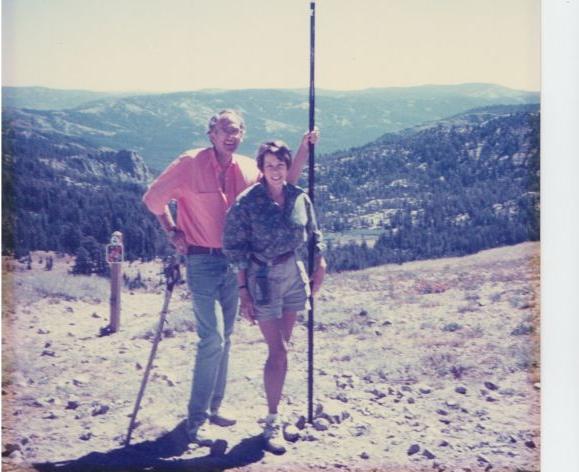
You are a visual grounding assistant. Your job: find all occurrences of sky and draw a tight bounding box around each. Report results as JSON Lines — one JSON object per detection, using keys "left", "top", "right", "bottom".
{"left": 2, "top": 0, "right": 541, "bottom": 93}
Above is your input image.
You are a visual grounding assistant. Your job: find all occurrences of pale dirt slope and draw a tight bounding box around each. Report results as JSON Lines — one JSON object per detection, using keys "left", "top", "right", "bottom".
{"left": 2, "top": 242, "right": 540, "bottom": 471}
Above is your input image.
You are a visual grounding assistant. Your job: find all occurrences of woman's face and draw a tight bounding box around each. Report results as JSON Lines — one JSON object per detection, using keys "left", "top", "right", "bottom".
{"left": 262, "top": 152, "right": 288, "bottom": 191}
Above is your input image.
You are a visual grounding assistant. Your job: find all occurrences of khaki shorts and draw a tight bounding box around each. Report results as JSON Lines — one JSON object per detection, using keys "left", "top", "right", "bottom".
{"left": 247, "top": 254, "right": 311, "bottom": 321}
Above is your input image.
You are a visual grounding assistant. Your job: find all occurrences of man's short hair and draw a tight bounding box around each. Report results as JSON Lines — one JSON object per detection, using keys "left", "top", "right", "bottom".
{"left": 207, "top": 109, "right": 246, "bottom": 134}
{"left": 256, "top": 140, "right": 293, "bottom": 171}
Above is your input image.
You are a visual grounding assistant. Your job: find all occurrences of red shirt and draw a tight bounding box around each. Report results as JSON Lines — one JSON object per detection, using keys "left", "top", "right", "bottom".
{"left": 142, "top": 147, "right": 260, "bottom": 248}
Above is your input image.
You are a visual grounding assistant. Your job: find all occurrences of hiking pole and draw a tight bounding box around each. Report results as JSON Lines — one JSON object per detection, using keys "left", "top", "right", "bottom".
{"left": 125, "top": 256, "right": 181, "bottom": 446}
{"left": 307, "top": 0, "right": 316, "bottom": 424}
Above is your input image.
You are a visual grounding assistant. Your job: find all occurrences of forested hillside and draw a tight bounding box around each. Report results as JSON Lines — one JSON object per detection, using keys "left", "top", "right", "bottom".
{"left": 317, "top": 105, "right": 540, "bottom": 270}
{"left": 2, "top": 103, "right": 539, "bottom": 273}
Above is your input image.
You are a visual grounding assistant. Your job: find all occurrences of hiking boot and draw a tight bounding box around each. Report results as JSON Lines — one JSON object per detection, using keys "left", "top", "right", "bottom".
{"left": 263, "top": 415, "right": 287, "bottom": 455}
{"left": 209, "top": 412, "right": 237, "bottom": 427}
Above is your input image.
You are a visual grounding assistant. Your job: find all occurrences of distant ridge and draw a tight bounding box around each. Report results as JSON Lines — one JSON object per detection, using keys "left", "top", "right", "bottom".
{"left": 2, "top": 83, "right": 539, "bottom": 170}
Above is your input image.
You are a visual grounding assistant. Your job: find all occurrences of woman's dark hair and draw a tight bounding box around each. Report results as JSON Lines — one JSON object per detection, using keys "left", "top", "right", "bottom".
{"left": 256, "top": 140, "right": 292, "bottom": 171}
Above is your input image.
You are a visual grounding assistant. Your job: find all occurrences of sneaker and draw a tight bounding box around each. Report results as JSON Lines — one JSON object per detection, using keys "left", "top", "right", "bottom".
{"left": 209, "top": 412, "right": 237, "bottom": 427}
{"left": 263, "top": 415, "right": 287, "bottom": 455}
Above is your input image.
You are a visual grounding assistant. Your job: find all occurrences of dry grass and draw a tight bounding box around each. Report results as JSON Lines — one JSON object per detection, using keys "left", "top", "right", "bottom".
{"left": 9, "top": 271, "right": 110, "bottom": 304}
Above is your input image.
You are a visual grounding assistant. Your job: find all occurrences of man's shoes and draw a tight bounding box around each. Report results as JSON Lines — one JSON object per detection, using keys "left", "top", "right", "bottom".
{"left": 209, "top": 413, "right": 237, "bottom": 427}
{"left": 188, "top": 425, "right": 215, "bottom": 447}
{"left": 263, "top": 415, "right": 287, "bottom": 455}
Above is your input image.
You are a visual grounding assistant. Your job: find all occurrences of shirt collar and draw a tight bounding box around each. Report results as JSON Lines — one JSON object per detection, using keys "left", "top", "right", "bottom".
{"left": 209, "top": 147, "right": 237, "bottom": 173}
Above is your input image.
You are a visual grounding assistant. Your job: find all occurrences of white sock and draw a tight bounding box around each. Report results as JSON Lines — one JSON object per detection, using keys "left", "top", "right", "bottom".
{"left": 265, "top": 413, "right": 278, "bottom": 424}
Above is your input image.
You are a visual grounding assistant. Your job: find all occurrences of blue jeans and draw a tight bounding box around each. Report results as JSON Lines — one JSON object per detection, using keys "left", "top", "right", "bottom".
{"left": 185, "top": 254, "right": 238, "bottom": 435}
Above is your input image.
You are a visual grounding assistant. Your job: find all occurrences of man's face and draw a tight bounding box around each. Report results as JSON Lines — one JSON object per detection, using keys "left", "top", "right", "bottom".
{"left": 209, "top": 115, "right": 245, "bottom": 157}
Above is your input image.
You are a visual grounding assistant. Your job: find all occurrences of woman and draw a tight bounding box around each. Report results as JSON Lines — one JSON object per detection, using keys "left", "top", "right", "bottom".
{"left": 222, "top": 140, "right": 326, "bottom": 454}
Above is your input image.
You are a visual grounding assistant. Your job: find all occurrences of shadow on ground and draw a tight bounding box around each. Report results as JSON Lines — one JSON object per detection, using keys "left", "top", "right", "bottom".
{"left": 33, "top": 421, "right": 266, "bottom": 472}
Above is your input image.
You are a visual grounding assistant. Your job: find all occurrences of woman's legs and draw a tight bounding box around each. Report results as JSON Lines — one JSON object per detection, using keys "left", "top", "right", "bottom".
{"left": 258, "top": 311, "right": 297, "bottom": 414}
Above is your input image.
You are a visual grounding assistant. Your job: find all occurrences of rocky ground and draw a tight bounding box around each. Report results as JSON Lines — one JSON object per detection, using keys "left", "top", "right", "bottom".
{"left": 2, "top": 242, "right": 540, "bottom": 471}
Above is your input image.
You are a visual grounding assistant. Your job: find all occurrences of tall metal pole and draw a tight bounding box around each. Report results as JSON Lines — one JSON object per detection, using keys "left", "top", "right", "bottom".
{"left": 307, "top": 0, "right": 316, "bottom": 424}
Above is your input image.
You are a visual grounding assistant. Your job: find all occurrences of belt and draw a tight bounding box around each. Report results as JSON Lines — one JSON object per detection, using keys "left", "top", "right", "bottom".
{"left": 251, "top": 251, "right": 294, "bottom": 266}
{"left": 187, "top": 245, "right": 224, "bottom": 256}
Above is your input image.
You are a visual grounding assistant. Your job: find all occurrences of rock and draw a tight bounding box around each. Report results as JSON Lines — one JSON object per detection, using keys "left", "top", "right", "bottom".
{"left": 477, "top": 454, "right": 490, "bottom": 464}
{"left": 533, "top": 383, "right": 541, "bottom": 390}
{"left": 497, "top": 433, "right": 517, "bottom": 444}
{"left": 423, "top": 449, "right": 436, "bottom": 459}
{"left": 80, "top": 432, "right": 93, "bottom": 441}
{"left": 66, "top": 400, "right": 80, "bottom": 410}
{"left": 301, "top": 432, "right": 319, "bottom": 442}
{"left": 485, "top": 396, "right": 497, "bottom": 402}
{"left": 41, "top": 350, "right": 56, "bottom": 357}
{"left": 336, "top": 393, "right": 349, "bottom": 403}
{"left": 349, "top": 424, "right": 369, "bottom": 437}
{"left": 442, "top": 322, "right": 461, "bottom": 332}
{"left": 336, "top": 380, "right": 349, "bottom": 389}
{"left": 499, "top": 388, "right": 515, "bottom": 396}
{"left": 407, "top": 444, "right": 420, "bottom": 455}
{"left": 318, "top": 400, "right": 350, "bottom": 424}
{"left": 135, "top": 362, "right": 143, "bottom": 370}
{"left": 42, "top": 411, "right": 58, "bottom": 420}
{"left": 65, "top": 306, "right": 74, "bottom": 313}
{"left": 37, "top": 328, "right": 50, "bottom": 334}
{"left": 283, "top": 425, "right": 300, "bottom": 442}
{"left": 439, "top": 440, "right": 450, "bottom": 447}
{"left": 73, "top": 375, "right": 90, "bottom": 386}
{"left": 2, "top": 443, "right": 21, "bottom": 457}
{"left": 525, "top": 440, "right": 536, "bottom": 449}
{"left": 436, "top": 409, "right": 449, "bottom": 416}
{"left": 369, "top": 388, "right": 386, "bottom": 399}
{"left": 446, "top": 400, "right": 458, "bottom": 408}
{"left": 91, "top": 403, "right": 110, "bottom": 416}
{"left": 360, "top": 452, "right": 370, "bottom": 460}
{"left": 313, "top": 418, "right": 330, "bottom": 431}
{"left": 295, "top": 416, "right": 307, "bottom": 430}
{"left": 92, "top": 312, "right": 101, "bottom": 318}
{"left": 407, "top": 397, "right": 415, "bottom": 404}
{"left": 419, "top": 386, "right": 432, "bottom": 394}
{"left": 455, "top": 386, "right": 467, "bottom": 394}
{"left": 511, "top": 324, "right": 533, "bottom": 336}
{"left": 8, "top": 450, "right": 24, "bottom": 462}
{"left": 484, "top": 381, "right": 499, "bottom": 391}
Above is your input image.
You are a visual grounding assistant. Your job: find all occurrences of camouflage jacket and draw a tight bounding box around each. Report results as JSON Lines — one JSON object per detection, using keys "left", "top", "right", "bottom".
{"left": 222, "top": 181, "right": 324, "bottom": 270}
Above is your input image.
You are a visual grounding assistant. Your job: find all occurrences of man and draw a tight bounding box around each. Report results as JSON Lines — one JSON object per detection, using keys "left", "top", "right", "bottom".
{"left": 142, "top": 110, "right": 317, "bottom": 446}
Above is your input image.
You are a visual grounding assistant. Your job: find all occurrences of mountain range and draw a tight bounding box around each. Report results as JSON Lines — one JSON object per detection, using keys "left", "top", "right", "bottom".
{"left": 2, "top": 84, "right": 539, "bottom": 172}
{"left": 1, "top": 84, "right": 540, "bottom": 269}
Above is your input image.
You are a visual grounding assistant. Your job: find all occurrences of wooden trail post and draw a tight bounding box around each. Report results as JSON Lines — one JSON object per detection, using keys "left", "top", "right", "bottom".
{"left": 106, "top": 231, "right": 124, "bottom": 333}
